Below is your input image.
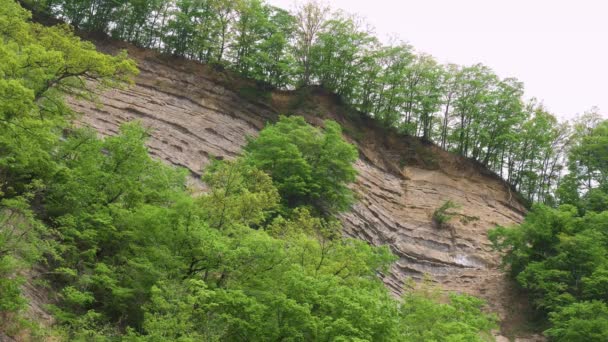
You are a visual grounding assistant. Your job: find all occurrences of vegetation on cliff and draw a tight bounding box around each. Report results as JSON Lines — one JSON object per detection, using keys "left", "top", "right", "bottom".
{"left": 491, "top": 119, "right": 608, "bottom": 340}
{"left": 0, "top": 1, "right": 499, "bottom": 340}
{"left": 23, "top": 0, "right": 582, "bottom": 204}
{"left": 3, "top": 0, "right": 608, "bottom": 340}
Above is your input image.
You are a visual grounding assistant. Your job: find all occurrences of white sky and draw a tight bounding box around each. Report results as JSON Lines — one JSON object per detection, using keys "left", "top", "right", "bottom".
{"left": 267, "top": 0, "right": 608, "bottom": 120}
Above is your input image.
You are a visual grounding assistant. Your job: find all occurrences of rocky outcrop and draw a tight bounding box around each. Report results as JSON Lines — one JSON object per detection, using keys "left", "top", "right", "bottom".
{"left": 71, "top": 40, "right": 530, "bottom": 336}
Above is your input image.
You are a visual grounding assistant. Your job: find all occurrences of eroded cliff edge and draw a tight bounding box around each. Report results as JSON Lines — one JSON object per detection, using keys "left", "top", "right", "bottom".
{"left": 70, "top": 40, "right": 529, "bottom": 334}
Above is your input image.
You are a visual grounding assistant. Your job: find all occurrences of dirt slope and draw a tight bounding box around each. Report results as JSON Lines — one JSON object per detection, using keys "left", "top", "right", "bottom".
{"left": 68, "top": 39, "right": 537, "bottom": 338}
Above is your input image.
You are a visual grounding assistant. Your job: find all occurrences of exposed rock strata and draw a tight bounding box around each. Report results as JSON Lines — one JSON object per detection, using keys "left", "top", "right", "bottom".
{"left": 71, "top": 41, "right": 529, "bottom": 334}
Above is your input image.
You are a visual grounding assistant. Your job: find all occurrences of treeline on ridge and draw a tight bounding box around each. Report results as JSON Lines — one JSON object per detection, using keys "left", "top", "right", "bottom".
{"left": 23, "top": 0, "right": 585, "bottom": 204}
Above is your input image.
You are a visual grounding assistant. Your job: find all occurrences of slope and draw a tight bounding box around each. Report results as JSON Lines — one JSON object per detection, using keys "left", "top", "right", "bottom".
{"left": 69, "top": 37, "right": 532, "bottom": 337}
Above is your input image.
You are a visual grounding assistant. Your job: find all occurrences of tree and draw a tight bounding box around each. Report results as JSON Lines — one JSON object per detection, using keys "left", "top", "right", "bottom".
{"left": 490, "top": 205, "right": 608, "bottom": 339}
{"left": 27, "top": 0, "right": 586, "bottom": 203}
{"left": 110, "top": 0, "right": 169, "bottom": 46}
{"left": 439, "top": 64, "right": 460, "bottom": 149}
{"left": 199, "top": 159, "right": 279, "bottom": 230}
{"left": 292, "top": 0, "right": 329, "bottom": 86}
{"left": 0, "top": 0, "right": 136, "bottom": 198}
{"left": 0, "top": 0, "right": 136, "bottom": 335}
{"left": 399, "top": 280, "right": 497, "bottom": 342}
{"left": 311, "top": 12, "right": 376, "bottom": 101}
{"left": 408, "top": 54, "right": 443, "bottom": 140}
{"left": 238, "top": 5, "right": 296, "bottom": 87}
{"left": 243, "top": 115, "right": 358, "bottom": 216}
{"left": 564, "top": 119, "right": 608, "bottom": 199}
{"left": 546, "top": 301, "right": 608, "bottom": 341}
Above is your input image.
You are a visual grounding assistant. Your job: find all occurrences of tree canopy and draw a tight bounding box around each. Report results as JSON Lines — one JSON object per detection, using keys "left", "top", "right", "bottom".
{"left": 243, "top": 115, "right": 358, "bottom": 216}
{"left": 24, "top": 0, "right": 585, "bottom": 204}
{"left": 490, "top": 117, "right": 608, "bottom": 341}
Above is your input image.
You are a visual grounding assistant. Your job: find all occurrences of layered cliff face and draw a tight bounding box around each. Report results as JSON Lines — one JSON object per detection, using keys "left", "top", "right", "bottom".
{"left": 70, "top": 40, "right": 530, "bottom": 334}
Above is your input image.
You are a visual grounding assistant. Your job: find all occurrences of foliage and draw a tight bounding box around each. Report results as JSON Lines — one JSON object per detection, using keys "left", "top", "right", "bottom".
{"left": 400, "top": 291, "right": 497, "bottom": 342}
{"left": 2, "top": 1, "right": 572, "bottom": 340}
{"left": 545, "top": 301, "right": 608, "bottom": 341}
{"left": 557, "top": 117, "right": 608, "bottom": 211}
{"left": 0, "top": 4, "right": 501, "bottom": 338}
{"left": 24, "top": 117, "right": 488, "bottom": 341}
{"left": 200, "top": 158, "right": 279, "bottom": 229}
{"left": 490, "top": 117, "right": 608, "bottom": 340}
{"left": 432, "top": 200, "right": 460, "bottom": 228}
{"left": 0, "top": 0, "right": 135, "bottom": 336}
{"left": 22, "top": 0, "right": 587, "bottom": 204}
{"left": 14, "top": 115, "right": 401, "bottom": 340}
{"left": 490, "top": 205, "right": 608, "bottom": 339}
{"left": 244, "top": 115, "right": 358, "bottom": 216}
{"left": 0, "top": 197, "right": 53, "bottom": 314}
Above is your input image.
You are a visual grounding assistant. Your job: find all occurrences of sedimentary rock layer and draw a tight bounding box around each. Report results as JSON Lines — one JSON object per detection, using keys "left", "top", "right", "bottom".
{"left": 71, "top": 42, "right": 527, "bottom": 324}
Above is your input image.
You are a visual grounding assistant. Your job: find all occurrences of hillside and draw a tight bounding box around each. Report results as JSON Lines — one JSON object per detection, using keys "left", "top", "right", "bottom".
{"left": 5, "top": 1, "right": 608, "bottom": 340}
{"left": 67, "top": 38, "right": 532, "bottom": 337}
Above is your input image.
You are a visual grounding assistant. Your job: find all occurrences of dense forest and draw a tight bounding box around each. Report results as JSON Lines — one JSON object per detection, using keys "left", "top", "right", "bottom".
{"left": 2, "top": 0, "right": 608, "bottom": 341}
{"left": 22, "top": 0, "right": 595, "bottom": 204}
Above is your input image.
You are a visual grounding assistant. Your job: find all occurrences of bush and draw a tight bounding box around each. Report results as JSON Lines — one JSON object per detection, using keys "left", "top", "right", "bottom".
{"left": 399, "top": 279, "right": 497, "bottom": 341}
{"left": 432, "top": 200, "right": 460, "bottom": 228}
{"left": 546, "top": 301, "right": 608, "bottom": 341}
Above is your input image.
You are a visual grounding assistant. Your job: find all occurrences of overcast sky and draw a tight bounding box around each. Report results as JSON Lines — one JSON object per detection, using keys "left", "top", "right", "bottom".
{"left": 267, "top": 0, "right": 608, "bottom": 120}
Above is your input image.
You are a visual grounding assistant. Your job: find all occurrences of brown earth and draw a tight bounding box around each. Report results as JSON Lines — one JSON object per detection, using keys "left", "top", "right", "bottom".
{"left": 64, "top": 38, "right": 541, "bottom": 339}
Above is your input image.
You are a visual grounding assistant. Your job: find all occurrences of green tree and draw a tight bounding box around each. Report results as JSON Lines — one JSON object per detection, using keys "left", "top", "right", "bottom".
{"left": 242, "top": 5, "right": 296, "bottom": 87}
{"left": 26, "top": 0, "right": 587, "bottom": 203}
{"left": 399, "top": 280, "right": 497, "bottom": 342}
{"left": 311, "top": 12, "right": 377, "bottom": 101}
{"left": 546, "top": 301, "right": 608, "bottom": 341}
{"left": 490, "top": 206, "right": 608, "bottom": 339}
{"left": 292, "top": 0, "right": 329, "bottom": 86}
{"left": 0, "top": 0, "right": 135, "bottom": 335}
{"left": 559, "top": 118, "right": 608, "bottom": 210}
{"left": 244, "top": 115, "right": 358, "bottom": 215}
{"left": 199, "top": 159, "right": 279, "bottom": 230}
{"left": 371, "top": 43, "right": 416, "bottom": 127}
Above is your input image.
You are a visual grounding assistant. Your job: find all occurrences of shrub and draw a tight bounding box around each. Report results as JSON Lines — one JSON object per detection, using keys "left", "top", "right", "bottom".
{"left": 432, "top": 200, "right": 460, "bottom": 228}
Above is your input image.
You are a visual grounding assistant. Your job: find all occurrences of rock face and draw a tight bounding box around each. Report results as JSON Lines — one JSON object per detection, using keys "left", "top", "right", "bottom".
{"left": 71, "top": 40, "right": 530, "bottom": 335}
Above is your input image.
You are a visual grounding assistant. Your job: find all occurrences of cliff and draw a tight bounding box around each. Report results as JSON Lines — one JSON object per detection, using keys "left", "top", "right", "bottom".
{"left": 69, "top": 39, "right": 533, "bottom": 338}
